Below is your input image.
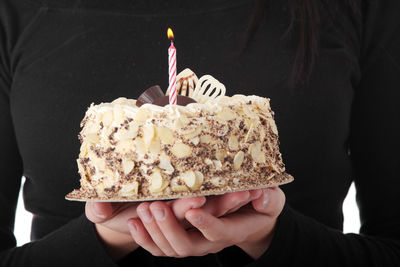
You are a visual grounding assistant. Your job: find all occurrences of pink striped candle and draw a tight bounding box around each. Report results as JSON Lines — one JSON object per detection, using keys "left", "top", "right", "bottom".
{"left": 167, "top": 28, "right": 177, "bottom": 105}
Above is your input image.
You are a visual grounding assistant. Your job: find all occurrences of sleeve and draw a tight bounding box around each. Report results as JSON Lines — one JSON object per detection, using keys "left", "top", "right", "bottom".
{"left": 218, "top": 1, "right": 400, "bottom": 266}
{"left": 0, "top": 1, "right": 148, "bottom": 266}
{"left": 0, "top": 18, "right": 23, "bottom": 255}
{"left": 1, "top": 215, "right": 121, "bottom": 267}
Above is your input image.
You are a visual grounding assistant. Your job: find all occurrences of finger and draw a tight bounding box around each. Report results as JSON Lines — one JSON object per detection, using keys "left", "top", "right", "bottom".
{"left": 185, "top": 207, "right": 270, "bottom": 245}
{"left": 171, "top": 196, "right": 206, "bottom": 221}
{"left": 150, "top": 201, "right": 193, "bottom": 257}
{"left": 185, "top": 208, "right": 235, "bottom": 244}
{"left": 137, "top": 202, "right": 176, "bottom": 256}
{"left": 201, "top": 190, "right": 254, "bottom": 217}
{"left": 252, "top": 187, "right": 285, "bottom": 217}
{"left": 225, "top": 189, "right": 263, "bottom": 214}
{"left": 127, "top": 218, "right": 165, "bottom": 257}
{"left": 85, "top": 202, "right": 114, "bottom": 223}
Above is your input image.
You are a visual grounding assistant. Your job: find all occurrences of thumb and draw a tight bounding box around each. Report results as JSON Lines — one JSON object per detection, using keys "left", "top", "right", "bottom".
{"left": 85, "top": 202, "right": 114, "bottom": 223}
{"left": 251, "top": 186, "right": 285, "bottom": 217}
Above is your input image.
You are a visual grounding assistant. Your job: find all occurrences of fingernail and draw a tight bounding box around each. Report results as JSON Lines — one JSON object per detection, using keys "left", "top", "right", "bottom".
{"left": 262, "top": 190, "right": 269, "bottom": 208}
{"left": 128, "top": 222, "right": 137, "bottom": 234}
{"left": 93, "top": 203, "right": 106, "bottom": 219}
{"left": 152, "top": 208, "right": 165, "bottom": 221}
{"left": 139, "top": 208, "right": 152, "bottom": 222}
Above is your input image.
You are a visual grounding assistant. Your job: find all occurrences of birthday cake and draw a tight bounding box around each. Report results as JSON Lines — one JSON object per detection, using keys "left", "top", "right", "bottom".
{"left": 66, "top": 69, "right": 293, "bottom": 201}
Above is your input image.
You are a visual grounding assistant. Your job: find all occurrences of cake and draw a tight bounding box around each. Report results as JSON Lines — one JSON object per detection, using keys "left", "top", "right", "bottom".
{"left": 66, "top": 70, "right": 293, "bottom": 201}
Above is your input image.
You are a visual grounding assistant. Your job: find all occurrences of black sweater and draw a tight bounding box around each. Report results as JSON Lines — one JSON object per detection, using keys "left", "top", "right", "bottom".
{"left": 1, "top": 0, "right": 399, "bottom": 266}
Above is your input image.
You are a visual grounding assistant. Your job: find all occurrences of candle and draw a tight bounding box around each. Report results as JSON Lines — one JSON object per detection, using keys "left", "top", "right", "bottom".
{"left": 167, "top": 28, "right": 177, "bottom": 105}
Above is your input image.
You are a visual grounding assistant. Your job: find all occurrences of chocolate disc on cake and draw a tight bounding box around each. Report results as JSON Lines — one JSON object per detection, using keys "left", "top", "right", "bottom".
{"left": 153, "top": 95, "right": 197, "bottom": 107}
{"left": 136, "top": 85, "right": 164, "bottom": 107}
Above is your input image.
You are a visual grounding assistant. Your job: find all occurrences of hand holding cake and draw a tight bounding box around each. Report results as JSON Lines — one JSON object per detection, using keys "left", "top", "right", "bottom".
{"left": 85, "top": 186, "right": 284, "bottom": 260}
{"left": 85, "top": 188, "right": 276, "bottom": 260}
{"left": 128, "top": 187, "right": 285, "bottom": 259}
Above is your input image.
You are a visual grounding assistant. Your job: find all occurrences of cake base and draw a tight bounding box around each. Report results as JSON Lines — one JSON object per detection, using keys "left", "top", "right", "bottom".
{"left": 65, "top": 172, "right": 293, "bottom": 202}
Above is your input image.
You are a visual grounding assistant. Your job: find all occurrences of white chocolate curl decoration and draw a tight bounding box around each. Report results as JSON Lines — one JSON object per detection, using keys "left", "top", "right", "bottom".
{"left": 166, "top": 68, "right": 198, "bottom": 97}
{"left": 166, "top": 68, "right": 226, "bottom": 104}
{"left": 192, "top": 75, "right": 226, "bottom": 104}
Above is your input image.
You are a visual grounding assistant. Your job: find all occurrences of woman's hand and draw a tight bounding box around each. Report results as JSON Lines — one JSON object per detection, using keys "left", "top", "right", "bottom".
{"left": 128, "top": 187, "right": 285, "bottom": 259}
{"left": 85, "top": 196, "right": 206, "bottom": 260}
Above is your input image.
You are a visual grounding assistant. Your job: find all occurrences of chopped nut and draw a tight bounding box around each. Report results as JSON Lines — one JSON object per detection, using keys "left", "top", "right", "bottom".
{"left": 118, "top": 124, "right": 139, "bottom": 140}
{"left": 204, "top": 158, "right": 213, "bottom": 165}
{"left": 190, "top": 136, "right": 200, "bottom": 145}
{"left": 249, "top": 141, "right": 266, "bottom": 163}
{"left": 244, "top": 123, "right": 254, "bottom": 143}
{"left": 115, "top": 139, "right": 134, "bottom": 154}
{"left": 269, "top": 119, "right": 279, "bottom": 135}
{"left": 200, "top": 134, "right": 212, "bottom": 143}
{"left": 142, "top": 124, "right": 155, "bottom": 150}
{"left": 135, "top": 108, "right": 149, "bottom": 122}
{"left": 233, "top": 178, "right": 240, "bottom": 185}
{"left": 84, "top": 121, "right": 100, "bottom": 135}
{"left": 216, "top": 107, "right": 236, "bottom": 121}
{"left": 113, "top": 106, "right": 125, "bottom": 125}
{"left": 171, "top": 177, "right": 189, "bottom": 192}
{"left": 158, "top": 153, "right": 174, "bottom": 173}
{"left": 171, "top": 142, "right": 192, "bottom": 158}
{"left": 156, "top": 126, "right": 174, "bottom": 144}
{"left": 216, "top": 124, "right": 229, "bottom": 136}
{"left": 102, "top": 110, "right": 114, "bottom": 126}
{"left": 182, "top": 170, "right": 202, "bottom": 190}
{"left": 149, "top": 169, "right": 165, "bottom": 193}
{"left": 171, "top": 184, "right": 189, "bottom": 192}
{"left": 213, "top": 160, "right": 222, "bottom": 169}
{"left": 228, "top": 135, "right": 239, "bottom": 150}
{"left": 133, "top": 138, "right": 146, "bottom": 154}
{"left": 95, "top": 184, "right": 105, "bottom": 196}
{"left": 149, "top": 138, "right": 161, "bottom": 154}
{"left": 121, "top": 158, "right": 134, "bottom": 175}
{"left": 215, "top": 150, "right": 227, "bottom": 162}
{"left": 249, "top": 141, "right": 260, "bottom": 157}
{"left": 259, "top": 127, "right": 266, "bottom": 143}
{"left": 90, "top": 154, "right": 106, "bottom": 171}
{"left": 164, "top": 187, "right": 172, "bottom": 194}
{"left": 270, "top": 163, "right": 281, "bottom": 172}
{"left": 80, "top": 142, "right": 89, "bottom": 157}
{"left": 211, "top": 177, "right": 225, "bottom": 187}
{"left": 119, "top": 182, "right": 139, "bottom": 196}
{"left": 104, "top": 169, "right": 116, "bottom": 182}
{"left": 255, "top": 98, "right": 271, "bottom": 110}
{"left": 86, "top": 133, "right": 99, "bottom": 144}
{"left": 195, "top": 171, "right": 204, "bottom": 185}
{"left": 104, "top": 169, "right": 116, "bottom": 181}
{"left": 174, "top": 116, "right": 190, "bottom": 129}
{"left": 233, "top": 151, "right": 245, "bottom": 170}
{"left": 77, "top": 159, "right": 85, "bottom": 176}
{"left": 183, "top": 127, "right": 202, "bottom": 139}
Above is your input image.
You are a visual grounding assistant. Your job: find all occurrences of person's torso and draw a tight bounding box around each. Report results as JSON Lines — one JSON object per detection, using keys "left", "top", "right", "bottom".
{"left": 8, "top": 0, "right": 360, "bottom": 239}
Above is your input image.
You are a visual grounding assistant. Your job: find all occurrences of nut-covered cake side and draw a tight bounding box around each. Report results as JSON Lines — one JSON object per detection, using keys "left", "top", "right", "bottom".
{"left": 66, "top": 95, "right": 292, "bottom": 201}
